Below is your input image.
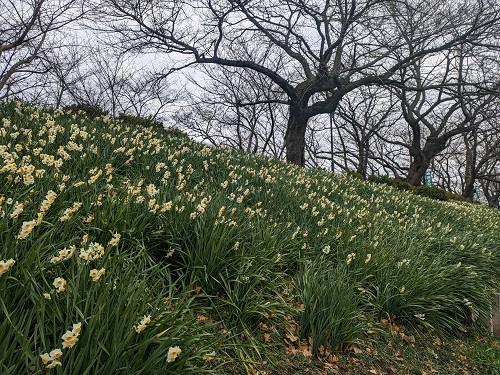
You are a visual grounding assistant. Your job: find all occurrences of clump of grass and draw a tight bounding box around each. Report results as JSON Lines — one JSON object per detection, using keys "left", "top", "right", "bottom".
{"left": 468, "top": 341, "right": 500, "bottom": 375}
{"left": 297, "top": 258, "right": 368, "bottom": 353}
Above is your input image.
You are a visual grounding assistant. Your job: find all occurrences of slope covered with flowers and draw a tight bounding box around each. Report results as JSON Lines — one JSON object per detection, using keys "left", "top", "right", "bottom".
{"left": 1, "top": 102, "right": 499, "bottom": 374}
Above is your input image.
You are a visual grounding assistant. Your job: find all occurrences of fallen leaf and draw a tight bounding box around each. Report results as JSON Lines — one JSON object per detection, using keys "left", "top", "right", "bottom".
{"left": 197, "top": 315, "right": 208, "bottom": 321}
{"left": 401, "top": 333, "right": 415, "bottom": 342}
{"left": 286, "top": 343, "right": 298, "bottom": 355}
{"left": 308, "top": 336, "right": 314, "bottom": 347}
{"left": 328, "top": 354, "right": 339, "bottom": 363}
{"left": 391, "top": 324, "right": 400, "bottom": 333}
{"left": 318, "top": 344, "right": 326, "bottom": 355}
{"left": 387, "top": 341, "right": 393, "bottom": 347}
{"left": 300, "top": 346, "right": 312, "bottom": 357}
{"left": 433, "top": 337, "right": 442, "bottom": 346}
{"left": 193, "top": 284, "right": 202, "bottom": 294}
{"left": 286, "top": 333, "right": 298, "bottom": 342}
{"left": 351, "top": 346, "right": 363, "bottom": 354}
{"left": 264, "top": 333, "right": 271, "bottom": 342}
{"left": 369, "top": 369, "right": 377, "bottom": 374}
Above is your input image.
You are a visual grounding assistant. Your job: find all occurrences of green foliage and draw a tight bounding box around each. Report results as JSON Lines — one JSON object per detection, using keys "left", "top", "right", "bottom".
{"left": 446, "top": 192, "right": 467, "bottom": 202}
{"left": 367, "top": 174, "right": 470, "bottom": 203}
{"left": 368, "top": 175, "right": 415, "bottom": 192}
{"left": 359, "top": 244, "right": 496, "bottom": 334}
{"left": 63, "top": 103, "right": 108, "bottom": 118}
{"left": 467, "top": 341, "right": 500, "bottom": 375}
{"left": 164, "top": 126, "right": 191, "bottom": 140}
{"left": 0, "top": 101, "right": 499, "bottom": 372}
{"left": 343, "top": 169, "right": 365, "bottom": 180}
{"left": 298, "top": 259, "right": 367, "bottom": 352}
{"left": 414, "top": 185, "right": 449, "bottom": 201}
{"left": 117, "top": 113, "right": 164, "bottom": 130}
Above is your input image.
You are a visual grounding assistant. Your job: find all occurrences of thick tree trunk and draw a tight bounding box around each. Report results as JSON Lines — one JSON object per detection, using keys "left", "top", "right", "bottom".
{"left": 482, "top": 181, "right": 500, "bottom": 208}
{"left": 285, "top": 105, "right": 309, "bottom": 166}
{"left": 407, "top": 136, "right": 447, "bottom": 186}
{"left": 407, "top": 153, "right": 431, "bottom": 186}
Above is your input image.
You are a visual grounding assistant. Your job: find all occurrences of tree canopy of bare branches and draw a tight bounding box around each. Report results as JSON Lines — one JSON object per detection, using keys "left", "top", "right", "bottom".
{"left": 105, "top": 0, "right": 499, "bottom": 167}
{"left": 0, "top": 0, "right": 84, "bottom": 98}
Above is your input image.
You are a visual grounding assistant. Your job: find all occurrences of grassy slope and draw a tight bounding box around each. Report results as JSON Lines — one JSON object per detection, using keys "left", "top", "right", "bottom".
{"left": 0, "top": 102, "right": 499, "bottom": 374}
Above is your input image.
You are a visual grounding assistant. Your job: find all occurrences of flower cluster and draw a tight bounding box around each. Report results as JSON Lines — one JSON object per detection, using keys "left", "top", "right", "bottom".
{"left": 59, "top": 202, "right": 83, "bottom": 221}
{"left": 17, "top": 219, "right": 37, "bottom": 239}
{"left": 53, "top": 277, "right": 67, "bottom": 293}
{"left": 40, "top": 323, "right": 81, "bottom": 369}
{"left": 79, "top": 242, "right": 105, "bottom": 262}
{"left": 134, "top": 315, "right": 152, "bottom": 333}
{"left": 37, "top": 190, "right": 58, "bottom": 224}
{"left": 396, "top": 259, "right": 411, "bottom": 268}
{"left": 62, "top": 323, "right": 82, "bottom": 348}
{"left": 0, "top": 258, "right": 15, "bottom": 275}
{"left": 414, "top": 313, "right": 426, "bottom": 320}
{"left": 89, "top": 268, "right": 106, "bottom": 282}
{"left": 203, "top": 351, "right": 216, "bottom": 362}
{"left": 346, "top": 252, "right": 357, "bottom": 265}
{"left": 108, "top": 232, "right": 121, "bottom": 247}
{"left": 167, "top": 346, "right": 182, "bottom": 363}
{"left": 50, "top": 246, "right": 76, "bottom": 264}
{"left": 9, "top": 201, "right": 24, "bottom": 218}
{"left": 40, "top": 349, "right": 63, "bottom": 369}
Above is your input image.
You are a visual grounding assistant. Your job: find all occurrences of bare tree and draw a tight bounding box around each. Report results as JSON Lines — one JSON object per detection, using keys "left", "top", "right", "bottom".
{"left": 175, "top": 66, "right": 288, "bottom": 158}
{"left": 310, "top": 87, "right": 400, "bottom": 177}
{"left": 104, "top": 0, "right": 499, "bottom": 166}
{"left": 0, "top": 0, "right": 83, "bottom": 98}
{"left": 35, "top": 43, "right": 179, "bottom": 120}
{"left": 368, "top": 41, "right": 498, "bottom": 186}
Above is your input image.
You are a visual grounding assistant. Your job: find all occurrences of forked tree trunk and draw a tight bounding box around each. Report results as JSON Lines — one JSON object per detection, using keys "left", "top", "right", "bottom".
{"left": 407, "top": 154, "right": 431, "bottom": 186}
{"left": 407, "top": 137, "right": 447, "bottom": 186}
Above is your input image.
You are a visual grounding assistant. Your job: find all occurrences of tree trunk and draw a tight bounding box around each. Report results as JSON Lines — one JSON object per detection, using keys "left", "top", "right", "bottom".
{"left": 462, "top": 132, "right": 477, "bottom": 202}
{"left": 285, "top": 105, "right": 309, "bottom": 166}
{"left": 407, "top": 153, "right": 431, "bottom": 186}
{"left": 407, "top": 137, "right": 447, "bottom": 186}
{"left": 357, "top": 139, "right": 369, "bottom": 178}
{"left": 406, "top": 125, "right": 428, "bottom": 186}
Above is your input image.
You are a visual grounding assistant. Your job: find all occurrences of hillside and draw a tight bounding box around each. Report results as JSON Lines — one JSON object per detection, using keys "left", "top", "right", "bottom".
{"left": 1, "top": 102, "right": 499, "bottom": 374}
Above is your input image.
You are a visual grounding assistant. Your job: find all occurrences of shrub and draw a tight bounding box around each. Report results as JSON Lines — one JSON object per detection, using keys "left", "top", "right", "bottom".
{"left": 368, "top": 175, "right": 415, "bottom": 192}
{"left": 63, "top": 103, "right": 108, "bottom": 118}
{"left": 414, "top": 185, "right": 449, "bottom": 201}
{"left": 117, "top": 113, "right": 164, "bottom": 130}
{"left": 446, "top": 192, "right": 467, "bottom": 202}
{"left": 343, "top": 170, "right": 365, "bottom": 180}
{"left": 165, "top": 126, "right": 191, "bottom": 140}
